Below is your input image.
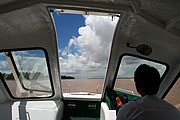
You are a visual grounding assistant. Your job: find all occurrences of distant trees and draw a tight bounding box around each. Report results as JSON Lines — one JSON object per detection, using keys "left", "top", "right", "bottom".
{"left": 2, "top": 73, "right": 14, "bottom": 80}
{"left": 1, "top": 72, "right": 75, "bottom": 80}
{"left": 22, "top": 72, "right": 42, "bottom": 80}
{"left": 2, "top": 72, "right": 47, "bottom": 80}
{"left": 61, "top": 75, "right": 75, "bottom": 79}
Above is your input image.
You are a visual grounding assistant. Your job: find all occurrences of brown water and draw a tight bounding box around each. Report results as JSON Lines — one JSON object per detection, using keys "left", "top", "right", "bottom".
{"left": 5, "top": 78, "right": 180, "bottom": 110}
{"left": 61, "top": 79, "right": 104, "bottom": 93}
{"left": 164, "top": 79, "right": 180, "bottom": 110}
{"left": 61, "top": 78, "right": 180, "bottom": 110}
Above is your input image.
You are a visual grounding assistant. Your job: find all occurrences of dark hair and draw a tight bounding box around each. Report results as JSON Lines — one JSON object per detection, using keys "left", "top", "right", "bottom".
{"left": 134, "top": 64, "right": 161, "bottom": 95}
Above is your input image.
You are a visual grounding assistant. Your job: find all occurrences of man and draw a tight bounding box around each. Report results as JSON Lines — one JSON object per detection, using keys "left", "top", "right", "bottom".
{"left": 116, "top": 64, "right": 180, "bottom": 120}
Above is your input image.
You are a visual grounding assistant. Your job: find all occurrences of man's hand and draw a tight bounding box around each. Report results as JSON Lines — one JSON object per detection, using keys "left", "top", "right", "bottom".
{"left": 116, "top": 96, "right": 123, "bottom": 110}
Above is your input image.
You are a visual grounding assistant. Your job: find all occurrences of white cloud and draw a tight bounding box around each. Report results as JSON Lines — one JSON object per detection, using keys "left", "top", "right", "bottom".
{"left": 59, "top": 15, "right": 118, "bottom": 78}
{"left": 12, "top": 53, "right": 49, "bottom": 76}
{"left": 117, "top": 56, "right": 166, "bottom": 78}
{"left": 68, "top": 38, "right": 76, "bottom": 48}
{"left": 61, "top": 51, "right": 67, "bottom": 56}
{"left": 0, "top": 54, "right": 10, "bottom": 73}
{"left": 0, "top": 61, "right": 7, "bottom": 68}
{"left": 76, "top": 15, "right": 118, "bottom": 64}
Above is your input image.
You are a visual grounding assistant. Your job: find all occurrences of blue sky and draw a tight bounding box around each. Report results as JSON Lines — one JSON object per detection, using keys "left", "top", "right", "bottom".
{"left": 52, "top": 13, "right": 85, "bottom": 49}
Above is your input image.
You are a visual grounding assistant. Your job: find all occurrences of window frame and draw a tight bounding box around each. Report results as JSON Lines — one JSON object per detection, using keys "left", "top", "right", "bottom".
{"left": 0, "top": 47, "right": 55, "bottom": 99}
{"left": 112, "top": 53, "right": 169, "bottom": 95}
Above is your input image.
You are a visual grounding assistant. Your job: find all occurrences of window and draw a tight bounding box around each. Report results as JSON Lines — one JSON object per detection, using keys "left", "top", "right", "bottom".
{"left": 114, "top": 55, "right": 167, "bottom": 96}
{"left": 52, "top": 9, "right": 119, "bottom": 97}
{"left": 0, "top": 49, "right": 53, "bottom": 98}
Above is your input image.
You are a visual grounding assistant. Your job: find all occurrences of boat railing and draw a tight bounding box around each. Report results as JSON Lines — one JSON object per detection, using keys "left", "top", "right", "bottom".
{"left": 114, "top": 87, "right": 134, "bottom": 95}
{"left": 96, "top": 85, "right": 103, "bottom": 94}
{"left": 66, "top": 83, "right": 71, "bottom": 93}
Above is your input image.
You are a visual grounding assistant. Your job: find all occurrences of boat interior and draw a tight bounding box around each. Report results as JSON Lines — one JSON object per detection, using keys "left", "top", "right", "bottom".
{"left": 0, "top": 0, "right": 179, "bottom": 120}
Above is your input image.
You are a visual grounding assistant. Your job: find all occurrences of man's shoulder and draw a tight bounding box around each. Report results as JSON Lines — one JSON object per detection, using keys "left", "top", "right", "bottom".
{"left": 117, "top": 99, "right": 143, "bottom": 118}
{"left": 122, "top": 99, "right": 142, "bottom": 109}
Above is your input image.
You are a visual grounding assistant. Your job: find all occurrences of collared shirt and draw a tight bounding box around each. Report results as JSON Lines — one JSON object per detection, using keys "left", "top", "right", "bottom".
{"left": 116, "top": 95, "right": 180, "bottom": 120}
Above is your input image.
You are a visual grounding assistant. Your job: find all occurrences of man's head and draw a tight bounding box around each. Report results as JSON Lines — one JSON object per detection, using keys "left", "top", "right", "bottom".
{"left": 134, "top": 64, "right": 161, "bottom": 95}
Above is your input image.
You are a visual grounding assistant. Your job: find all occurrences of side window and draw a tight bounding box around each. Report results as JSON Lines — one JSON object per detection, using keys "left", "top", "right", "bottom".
{"left": 0, "top": 49, "right": 53, "bottom": 98}
{"left": 165, "top": 78, "right": 180, "bottom": 111}
{"left": 114, "top": 55, "right": 167, "bottom": 96}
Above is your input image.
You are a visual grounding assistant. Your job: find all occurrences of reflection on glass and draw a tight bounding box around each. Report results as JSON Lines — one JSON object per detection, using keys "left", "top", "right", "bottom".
{"left": 0, "top": 50, "right": 53, "bottom": 98}
{"left": 114, "top": 56, "right": 166, "bottom": 96}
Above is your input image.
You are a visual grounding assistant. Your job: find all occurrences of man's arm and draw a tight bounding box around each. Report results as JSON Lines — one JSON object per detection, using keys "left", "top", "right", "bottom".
{"left": 116, "top": 96, "right": 131, "bottom": 120}
{"left": 116, "top": 103, "right": 131, "bottom": 120}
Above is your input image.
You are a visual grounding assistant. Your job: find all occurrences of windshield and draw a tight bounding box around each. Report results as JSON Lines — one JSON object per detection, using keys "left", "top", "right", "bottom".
{"left": 52, "top": 10, "right": 119, "bottom": 98}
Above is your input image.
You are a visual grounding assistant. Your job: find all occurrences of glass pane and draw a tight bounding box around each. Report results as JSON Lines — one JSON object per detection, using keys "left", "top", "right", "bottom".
{"left": 114, "top": 56, "right": 166, "bottom": 96}
{"left": 52, "top": 11, "right": 119, "bottom": 96}
{"left": 0, "top": 50, "right": 53, "bottom": 98}
{"left": 165, "top": 78, "right": 180, "bottom": 111}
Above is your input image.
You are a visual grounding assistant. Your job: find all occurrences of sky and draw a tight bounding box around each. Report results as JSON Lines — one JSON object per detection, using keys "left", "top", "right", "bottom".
{"left": 53, "top": 13, "right": 85, "bottom": 50}
{"left": 0, "top": 50, "right": 49, "bottom": 75}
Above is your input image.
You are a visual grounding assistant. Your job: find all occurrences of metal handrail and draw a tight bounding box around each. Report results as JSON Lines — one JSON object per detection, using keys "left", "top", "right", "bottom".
{"left": 66, "top": 83, "right": 71, "bottom": 93}
{"left": 96, "top": 85, "right": 103, "bottom": 94}
{"left": 114, "top": 87, "right": 134, "bottom": 95}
